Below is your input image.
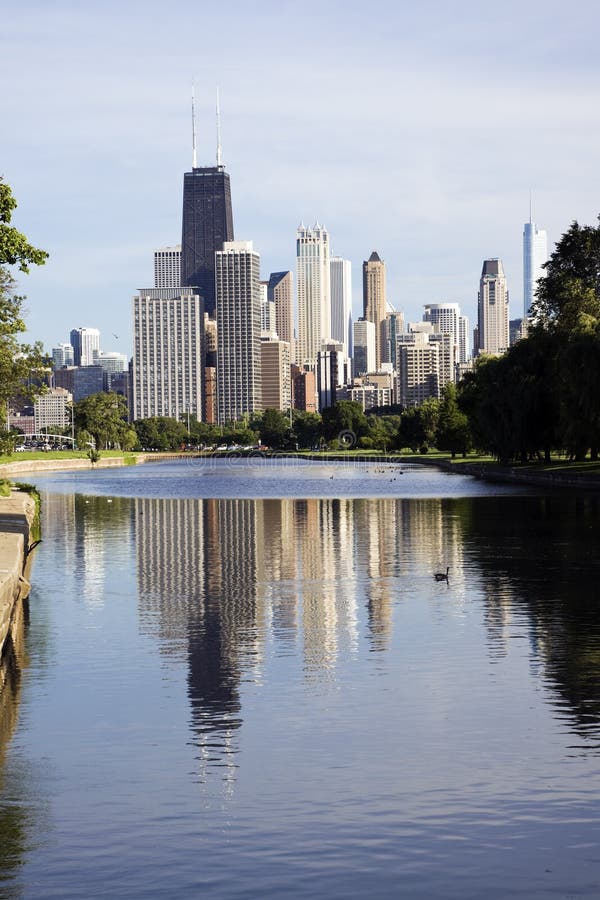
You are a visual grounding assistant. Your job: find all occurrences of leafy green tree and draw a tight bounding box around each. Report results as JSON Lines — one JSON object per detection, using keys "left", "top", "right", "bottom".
{"left": 134, "top": 416, "right": 188, "bottom": 451}
{"left": 257, "top": 408, "right": 291, "bottom": 449}
{"left": 292, "top": 411, "right": 322, "bottom": 449}
{"left": 532, "top": 218, "right": 600, "bottom": 330}
{"left": 0, "top": 180, "right": 49, "bottom": 448}
{"left": 436, "top": 383, "right": 471, "bottom": 458}
{"left": 321, "top": 400, "right": 367, "bottom": 446}
{"left": 397, "top": 407, "right": 426, "bottom": 452}
{"left": 74, "top": 393, "right": 131, "bottom": 450}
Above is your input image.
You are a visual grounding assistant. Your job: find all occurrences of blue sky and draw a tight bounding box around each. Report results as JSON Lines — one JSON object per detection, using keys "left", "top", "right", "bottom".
{"left": 2, "top": 0, "right": 600, "bottom": 356}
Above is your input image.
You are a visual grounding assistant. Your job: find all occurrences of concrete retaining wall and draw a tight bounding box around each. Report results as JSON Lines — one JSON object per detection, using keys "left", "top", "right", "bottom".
{"left": 0, "top": 456, "right": 127, "bottom": 476}
{"left": 0, "top": 493, "right": 36, "bottom": 660}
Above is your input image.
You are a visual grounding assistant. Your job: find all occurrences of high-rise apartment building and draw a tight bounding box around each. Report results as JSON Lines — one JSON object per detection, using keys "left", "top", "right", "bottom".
{"left": 181, "top": 165, "right": 234, "bottom": 317}
{"left": 330, "top": 257, "right": 352, "bottom": 360}
{"left": 268, "top": 271, "right": 294, "bottom": 352}
{"left": 132, "top": 288, "right": 204, "bottom": 422}
{"left": 52, "top": 343, "right": 74, "bottom": 368}
{"left": 523, "top": 218, "right": 548, "bottom": 318}
{"left": 353, "top": 318, "right": 376, "bottom": 377}
{"left": 260, "top": 281, "right": 276, "bottom": 333}
{"left": 261, "top": 337, "right": 291, "bottom": 411}
{"left": 215, "top": 241, "right": 262, "bottom": 423}
{"left": 397, "top": 332, "right": 440, "bottom": 407}
{"left": 458, "top": 315, "right": 470, "bottom": 363}
{"left": 317, "top": 341, "right": 346, "bottom": 412}
{"left": 296, "top": 223, "right": 331, "bottom": 370}
{"left": 34, "top": 387, "right": 72, "bottom": 432}
{"left": 362, "top": 251, "right": 387, "bottom": 370}
{"left": 382, "top": 311, "right": 404, "bottom": 368}
{"left": 477, "top": 259, "right": 509, "bottom": 356}
{"left": 70, "top": 327, "right": 100, "bottom": 367}
{"left": 423, "top": 303, "right": 462, "bottom": 372}
{"left": 154, "top": 246, "right": 181, "bottom": 289}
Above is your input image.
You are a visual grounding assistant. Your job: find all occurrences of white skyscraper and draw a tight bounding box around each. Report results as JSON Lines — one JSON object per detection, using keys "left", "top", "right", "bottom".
{"left": 523, "top": 218, "right": 548, "bottom": 317}
{"left": 330, "top": 257, "right": 352, "bottom": 360}
{"left": 477, "top": 259, "right": 509, "bottom": 356}
{"left": 216, "top": 241, "right": 262, "bottom": 423}
{"left": 70, "top": 327, "right": 100, "bottom": 367}
{"left": 458, "top": 315, "right": 470, "bottom": 363}
{"left": 296, "top": 223, "right": 331, "bottom": 369}
{"left": 154, "top": 246, "right": 182, "bottom": 289}
{"left": 132, "top": 288, "right": 204, "bottom": 422}
{"left": 52, "top": 343, "right": 74, "bottom": 368}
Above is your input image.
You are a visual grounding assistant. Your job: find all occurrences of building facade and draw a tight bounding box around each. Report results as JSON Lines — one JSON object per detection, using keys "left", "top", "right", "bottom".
{"left": 353, "top": 318, "right": 376, "bottom": 377}
{"left": 523, "top": 220, "right": 548, "bottom": 318}
{"left": 477, "top": 258, "right": 509, "bottom": 356}
{"left": 268, "top": 271, "right": 294, "bottom": 354}
{"left": 382, "top": 311, "right": 404, "bottom": 368}
{"left": 52, "top": 343, "right": 74, "bottom": 368}
{"left": 132, "top": 288, "right": 204, "bottom": 422}
{"left": 154, "top": 246, "right": 182, "bottom": 289}
{"left": 215, "top": 241, "right": 262, "bottom": 423}
{"left": 362, "top": 251, "right": 387, "bottom": 370}
{"left": 34, "top": 387, "right": 72, "bottom": 432}
{"left": 397, "top": 332, "right": 440, "bottom": 407}
{"left": 296, "top": 223, "right": 331, "bottom": 370}
{"left": 70, "top": 327, "right": 100, "bottom": 367}
{"left": 261, "top": 337, "right": 291, "bottom": 411}
{"left": 330, "top": 257, "right": 353, "bottom": 360}
{"left": 181, "top": 165, "right": 234, "bottom": 316}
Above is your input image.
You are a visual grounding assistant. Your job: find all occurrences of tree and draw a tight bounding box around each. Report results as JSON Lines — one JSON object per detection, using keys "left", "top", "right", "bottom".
{"left": 436, "top": 383, "right": 471, "bottom": 458}
{"left": 292, "top": 411, "right": 322, "bottom": 449}
{"left": 257, "top": 408, "right": 292, "bottom": 449}
{"left": 531, "top": 218, "right": 600, "bottom": 330}
{"left": 74, "top": 393, "right": 131, "bottom": 450}
{"left": 0, "top": 179, "right": 49, "bottom": 449}
{"left": 134, "top": 416, "right": 188, "bottom": 451}
{"left": 321, "top": 400, "right": 367, "bottom": 446}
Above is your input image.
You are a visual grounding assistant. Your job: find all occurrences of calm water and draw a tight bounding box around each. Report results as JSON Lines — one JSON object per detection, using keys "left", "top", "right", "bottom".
{"left": 2, "top": 460, "right": 600, "bottom": 898}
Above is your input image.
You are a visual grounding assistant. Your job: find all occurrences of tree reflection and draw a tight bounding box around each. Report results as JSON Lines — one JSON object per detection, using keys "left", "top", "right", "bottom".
{"left": 457, "top": 494, "right": 600, "bottom": 742}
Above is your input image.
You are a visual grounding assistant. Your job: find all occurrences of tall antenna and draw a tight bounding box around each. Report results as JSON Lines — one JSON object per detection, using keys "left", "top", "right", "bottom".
{"left": 216, "top": 87, "right": 222, "bottom": 167}
{"left": 529, "top": 188, "right": 533, "bottom": 224}
{"left": 192, "top": 82, "right": 197, "bottom": 168}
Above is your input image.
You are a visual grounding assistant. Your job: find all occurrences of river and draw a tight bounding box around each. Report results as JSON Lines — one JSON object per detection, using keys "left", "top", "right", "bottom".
{"left": 1, "top": 459, "right": 600, "bottom": 898}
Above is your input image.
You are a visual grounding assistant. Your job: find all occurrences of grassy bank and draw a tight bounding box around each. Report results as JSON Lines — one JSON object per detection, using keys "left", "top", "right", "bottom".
{"left": 0, "top": 449, "right": 139, "bottom": 466}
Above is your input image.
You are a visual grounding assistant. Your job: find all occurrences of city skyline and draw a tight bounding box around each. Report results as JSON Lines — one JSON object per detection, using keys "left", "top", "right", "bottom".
{"left": 3, "top": 2, "right": 599, "bottom": 353}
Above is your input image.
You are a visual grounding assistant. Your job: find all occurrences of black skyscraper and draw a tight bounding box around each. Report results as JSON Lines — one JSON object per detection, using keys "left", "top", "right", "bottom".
{"left": 181, "top": 165, "right": 234, "bottom": 317}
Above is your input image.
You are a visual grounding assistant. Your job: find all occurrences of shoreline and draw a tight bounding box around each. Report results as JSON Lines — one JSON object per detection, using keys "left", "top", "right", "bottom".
{"left": 0, "top": 492, "right": 36, "bottom": 661}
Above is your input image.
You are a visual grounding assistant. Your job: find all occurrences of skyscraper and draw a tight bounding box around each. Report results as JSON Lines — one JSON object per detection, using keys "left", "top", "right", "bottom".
{"left": 477, "top": 259, "right": 509, "bottom": 356}
{"left": 296, "top": 223, "right": 331, "bottom": 369}
{"left": 70, "top": 327, "right": 100, "bottom": 366}
{"left": 362, "top": 251, "right": 387, "bottom": 370}
{"left": 181, "top": 98, "right": 234, "bottom": 316}
{"left": 523, "top": 216, "right": 548, "bottom": 318}
{"left": 154, "top": 246, "right": 181, "bottom": 289}
{"left": 330, "top": 257, "right": 353, "bottom": 360}
{"left": 268, "top": 271, "right": 294, "bottom": 354}
{"left": 353, "top": 318, "right": 376, "bottom": 376}
{"left": 132, "top": 288, "right": 204, "bottom": 421}
{"left": 215, "top": 241, "right": 262, "bottom": 423}
{"left": 52, "top": 343, "right": 74, "bottom": 368}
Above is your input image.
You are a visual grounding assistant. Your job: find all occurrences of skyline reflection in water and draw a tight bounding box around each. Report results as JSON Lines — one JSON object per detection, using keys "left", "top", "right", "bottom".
{"left": 3, "top": 478, "right": 600, "bottom": 898}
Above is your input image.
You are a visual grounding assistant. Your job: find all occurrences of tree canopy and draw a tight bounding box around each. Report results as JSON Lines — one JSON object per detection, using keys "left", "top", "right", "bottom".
{"left": 0, "top": 179, "right": 49, "bottom": 450}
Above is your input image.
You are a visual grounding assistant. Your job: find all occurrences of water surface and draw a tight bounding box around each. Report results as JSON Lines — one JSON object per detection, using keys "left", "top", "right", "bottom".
{"left": 1, "top": 461, "right": 600, "bottom": 898}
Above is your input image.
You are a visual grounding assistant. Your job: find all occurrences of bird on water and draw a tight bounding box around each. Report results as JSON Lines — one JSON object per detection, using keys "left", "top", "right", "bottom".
{"left": 434, "top": 566, "right": 450, "bottom": 581}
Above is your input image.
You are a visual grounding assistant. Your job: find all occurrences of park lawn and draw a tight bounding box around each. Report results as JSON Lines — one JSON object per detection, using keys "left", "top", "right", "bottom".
{"left": 0, "top": 449, "right": 138, "bottom": 465}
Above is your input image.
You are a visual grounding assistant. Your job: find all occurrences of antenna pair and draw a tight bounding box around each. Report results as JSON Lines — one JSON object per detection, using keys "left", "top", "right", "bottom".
{"left": 191, "top": 85, "right": 222, "bottom": 169}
